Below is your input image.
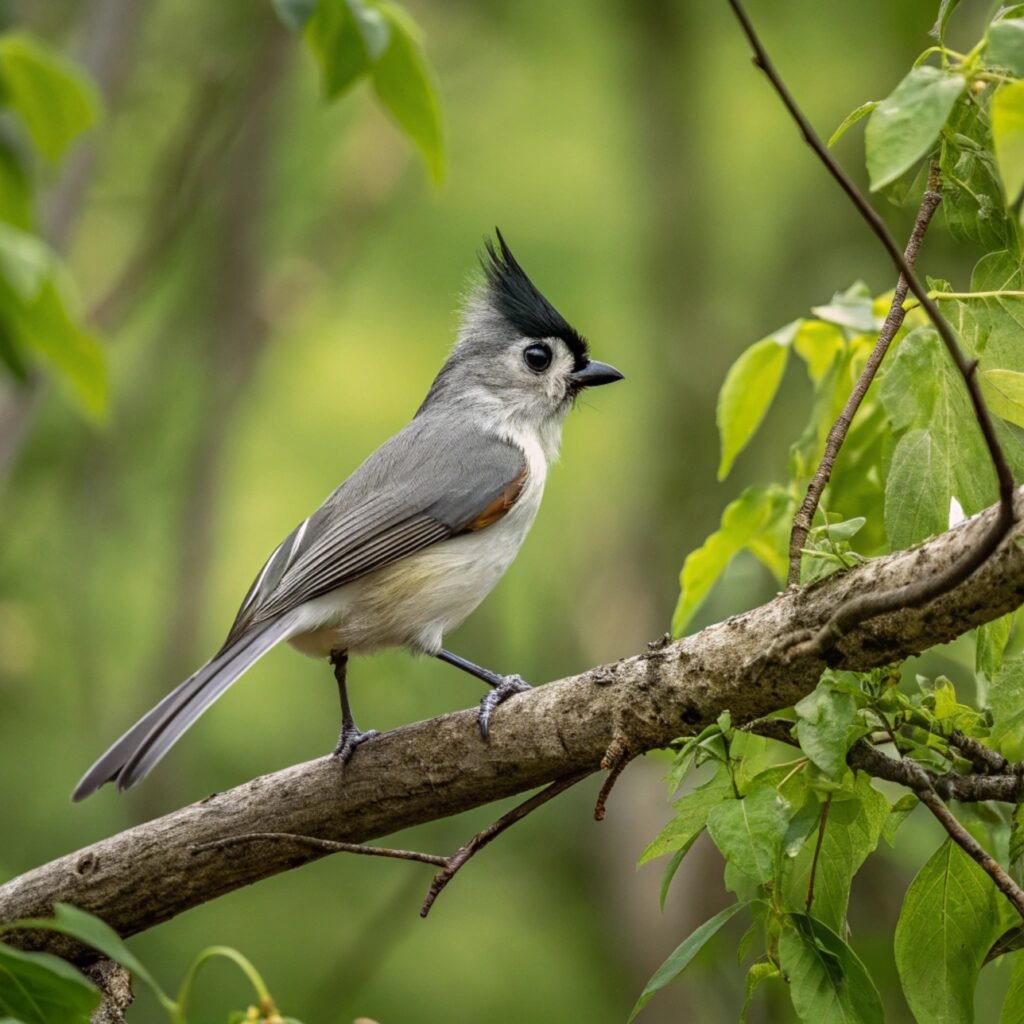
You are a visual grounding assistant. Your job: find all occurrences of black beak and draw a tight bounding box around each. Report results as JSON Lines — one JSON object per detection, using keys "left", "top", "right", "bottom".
{"left": 569, "top": 359, "right": 624, "bottom": 389}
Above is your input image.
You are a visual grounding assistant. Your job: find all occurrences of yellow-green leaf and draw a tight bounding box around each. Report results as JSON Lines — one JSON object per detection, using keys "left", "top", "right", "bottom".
{"left": 993, "top": 80, "right": 1024, "bottom": 209}
{"left": 717, "top": 321, "right": 795, "bottom": 480}
{"left": 981, "top": 368, "right": 1024, "bottom": 426}
{"left": 671, "top": 486, "right": 789, "bottom": 637}
{"left": 0, "top": 32, "right": 100, "bottom": 162}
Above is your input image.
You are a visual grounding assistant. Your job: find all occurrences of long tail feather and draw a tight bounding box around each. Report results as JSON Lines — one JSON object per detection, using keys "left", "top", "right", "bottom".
{"left": 72, "top": 615, "right": 298, "bottom": 801}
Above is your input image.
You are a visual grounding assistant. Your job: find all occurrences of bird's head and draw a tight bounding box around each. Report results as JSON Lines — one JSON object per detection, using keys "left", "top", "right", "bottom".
{"left": 418, "top": 230, "right": 623, "bottom": 431}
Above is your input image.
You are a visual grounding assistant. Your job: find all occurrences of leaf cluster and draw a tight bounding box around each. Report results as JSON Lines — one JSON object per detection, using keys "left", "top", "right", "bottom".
{"left": 652, "top": 4, "right": 1024, "bottom": 1021}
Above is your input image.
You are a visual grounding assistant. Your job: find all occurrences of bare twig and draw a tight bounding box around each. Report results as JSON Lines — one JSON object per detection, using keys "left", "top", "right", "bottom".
{"left": 191, "top": 832, "right": 449, "bottom": 867}
{"left": 728, "top": 0, "right": 1016, "bottom": 657}
{"left": 192, "top": 773, "right": 596, "bottom": 921}
{"left": 805, "top": 794, "right": 832, "bottom": 913}
{"left": 419, "top": 770, "right": 593, "bottom": 917}
{"left": 787, "top": 167, "right": 943, "bottom": 584}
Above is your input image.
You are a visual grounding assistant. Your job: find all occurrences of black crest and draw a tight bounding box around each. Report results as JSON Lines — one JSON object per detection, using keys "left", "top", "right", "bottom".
{"left": 481, "top": 229, "right": 589, "bottom": 368}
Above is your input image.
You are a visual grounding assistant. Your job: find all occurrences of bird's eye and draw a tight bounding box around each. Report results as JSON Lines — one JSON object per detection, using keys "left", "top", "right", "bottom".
{"left": 523, "top": 343, "right": 552, "bottom": 372}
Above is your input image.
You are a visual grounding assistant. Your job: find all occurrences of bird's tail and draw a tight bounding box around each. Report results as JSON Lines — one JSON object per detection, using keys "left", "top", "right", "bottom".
{"left": 71, "top": 614, "right": 299, "bottom": 801}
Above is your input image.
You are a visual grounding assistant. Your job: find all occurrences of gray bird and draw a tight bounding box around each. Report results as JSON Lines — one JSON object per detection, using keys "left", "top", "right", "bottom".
{"left": 72, "top": 231, "right": 623, "bottom": 801}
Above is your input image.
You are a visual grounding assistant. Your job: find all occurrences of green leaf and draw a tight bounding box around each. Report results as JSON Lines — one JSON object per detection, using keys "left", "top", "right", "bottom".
{"left": 939, "top": 98, "right": 1013, "bottom": 251}
{"left": 993, "top": 81, "right": 1024, "bottom": 208}
{"left": 640, "top": 765, "right": 734, "bottom": 865}
{"left": 879, "top": 327, "right": 998, "bottom": 549}
{"left": 1011, "top": 803, "right": 1024, "bottom": 871}
{"left": 895, "top": 839, "right": 1003, "bottom": 1024}
{"left": 671, "top": 486, "right": 790, "bottom": 636}
{"left": 793, "top": 320, "right": 844, "bottom": 383}
{"left": 828, "top": 101, "right": 879, "bottom": 148}
{"left": 716, "top": 321, "right": 796, "bottom": 480}
{"left": 931, "top": 0, "right": 962, "bottom": 40}
{"left": 305, "top": 1, "right": 443, "bottom": 182}
{"left": 272, "top": 0, "right": 317, "bottom": 31}
{"left": 627, "top": 902, "right": 745, "bottom": 1022}
{"left": 0, "top": 942, "right": 100, "bottom": 1024}
{"left": 706, "top": 782, "right": 789, "bottom": 887}
{"left": 811, "top": 282, "right": 880, "bottom": 333}
{"left": 981, "top": 369, "right": 1024, "bottom": 426}
{"left": 0, "top": 277, "right": 106, "bottom": 420}
{"left": 989, "top": 657, "right": 1024, "bottom": 759}
{"left": 0, "top": 222, "right": 51, "bottom": 300}
{"left": 658, "top": 841, "right": 694, "bottom": 911}
{"left": 794, "top": 677, "right": 860, "bottom": 778}
{"left": 0, "top": 33, "right": 99, "bottom": 162}
{"left": 0, "top": 139, "right": 32, "bottom": 230}
{"left": 786, "top": 774, "right": 888, "bottom": 932}
{"left": 977, "top": 613, "right": 1013, "bottom": 680}
{"left": 989, "top": 19, "right": 1024, "bottom": 76}
{"left": 306, "top": 0, "right": 374, "bottom": 99}
{"left": 779, "top": 914, "right": 884, "bottom": 1024}
{"left": 882, "top": 793, "right": 919, "bottom": 846}
{"left": 865, "top": 66, "right": 965, "bottom": 191}
{"left": 740, "top": 961, "right": 782, "bottom": 1024}
{"left": 1002, "top": 951, "right": 1024, "bottom": 1024}
{"left": 370, "top": 3, "right": 444, "bottom": 184}
{"left": 5, "top": 904, "right": 171, "bottom": 1010}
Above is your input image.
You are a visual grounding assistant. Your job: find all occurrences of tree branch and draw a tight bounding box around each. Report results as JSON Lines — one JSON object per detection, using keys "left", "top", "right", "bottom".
{"left": 3, "top": 490, "right": 1024, "bottom": 958}
{"left": 727, "top": 0, "right": 1016, "bottom": 655}
{"left": 787, "top": 165, "right": 943, "bottom": 583}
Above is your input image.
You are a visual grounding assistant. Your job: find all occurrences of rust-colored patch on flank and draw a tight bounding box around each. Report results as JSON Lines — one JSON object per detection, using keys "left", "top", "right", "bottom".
{"left": 466, "top": 468, "right": 528, "bottom": 531}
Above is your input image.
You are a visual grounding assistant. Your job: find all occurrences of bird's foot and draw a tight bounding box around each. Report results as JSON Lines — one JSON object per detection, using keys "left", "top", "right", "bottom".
{"left": 477, "top": 675, "right": 531, "bottom": 740}
{"left": 333, "top": 724, "right": 379, "bottom": 766}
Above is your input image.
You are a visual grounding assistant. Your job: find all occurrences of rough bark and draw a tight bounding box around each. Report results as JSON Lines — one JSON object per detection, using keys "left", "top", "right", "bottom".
{"left": 4, "top": 489, "right": 1024, "bottom": 959}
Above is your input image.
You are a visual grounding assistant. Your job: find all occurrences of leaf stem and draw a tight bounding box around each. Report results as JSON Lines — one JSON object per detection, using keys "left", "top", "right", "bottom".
{"left": 805, "top": 794, "right": 832, "bottom": 913}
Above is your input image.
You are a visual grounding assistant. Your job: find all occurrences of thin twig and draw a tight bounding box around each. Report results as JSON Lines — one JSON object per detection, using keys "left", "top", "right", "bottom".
{"left": 747, "top": 718, "right": 1024, "bottom": 803}
{"left": 805, "top": 794, "right": 832, "bottom": 913}
{"left": 916, "top": 787, "right": 1024, "bottom": 920}
{"left": 191, "top": 832, "right": 449, "bottom": 867}
{"left": 420, "top": 770, "right": 593, "bottom": 917}
{"left": 788, "top": 167, "right": 943, "bottom": 584}
{"left": 193, "top": 773, "right": 597, "bottom": 920}
{"left": 728, "top": 0, "right": 1016, "bottom": 657}
{"left": 948, "top": 728, "right": 1010, "bottom": 774}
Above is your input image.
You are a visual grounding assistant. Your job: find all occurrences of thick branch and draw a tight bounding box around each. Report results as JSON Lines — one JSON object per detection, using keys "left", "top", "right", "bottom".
{"left": 4, "top": 491, "right": 1024, "bottom": 957}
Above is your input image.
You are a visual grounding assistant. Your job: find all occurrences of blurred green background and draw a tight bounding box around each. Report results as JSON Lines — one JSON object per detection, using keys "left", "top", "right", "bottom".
{"left": 0, "top": 0, "right": 1007, "bottom": 1020}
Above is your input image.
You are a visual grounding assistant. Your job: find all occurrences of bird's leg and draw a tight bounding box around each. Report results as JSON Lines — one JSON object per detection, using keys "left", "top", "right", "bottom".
{"left": 436, "top": 650, "right": 532, "bottom": 740}
{"left": 330, "top": 650, "right": 378, "bottom": 764}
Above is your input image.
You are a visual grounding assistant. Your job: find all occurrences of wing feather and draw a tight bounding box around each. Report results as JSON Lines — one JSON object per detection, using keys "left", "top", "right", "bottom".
{"left": 226, "top": 415, "right": 528, "bottom": 636}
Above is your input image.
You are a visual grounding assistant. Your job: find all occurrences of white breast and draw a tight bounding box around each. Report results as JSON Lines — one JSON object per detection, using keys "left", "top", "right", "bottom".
{"left": 288, "top": 427, "right": 548, "bottom": 660}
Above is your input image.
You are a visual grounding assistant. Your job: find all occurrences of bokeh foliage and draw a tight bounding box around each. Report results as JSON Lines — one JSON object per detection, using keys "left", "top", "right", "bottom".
{"left": 4, "top": 0, "right": 1018, "bottom": 1022}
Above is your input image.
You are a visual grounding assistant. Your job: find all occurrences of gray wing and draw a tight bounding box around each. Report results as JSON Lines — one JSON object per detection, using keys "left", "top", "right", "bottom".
{"left": 225, "top": 413, "right": 527, "bottom": 643}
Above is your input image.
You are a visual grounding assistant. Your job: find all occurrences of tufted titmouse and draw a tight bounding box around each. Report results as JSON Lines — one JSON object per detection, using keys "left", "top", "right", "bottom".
{"left": 72, "top": 231, "right": 622, "bottom": 800}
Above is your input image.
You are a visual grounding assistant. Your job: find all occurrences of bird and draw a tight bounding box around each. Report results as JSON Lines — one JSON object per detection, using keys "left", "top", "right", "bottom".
{"left": 72, "top": 230, "right": 623, "bottom": 801}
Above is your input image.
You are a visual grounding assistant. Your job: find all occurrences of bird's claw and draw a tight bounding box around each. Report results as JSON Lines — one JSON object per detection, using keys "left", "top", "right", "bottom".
{"left": 477, "top": 674, "right": 531, "bottom": 740}
{"left": 333, "top": 725, "right": 379, "bottom": 765}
